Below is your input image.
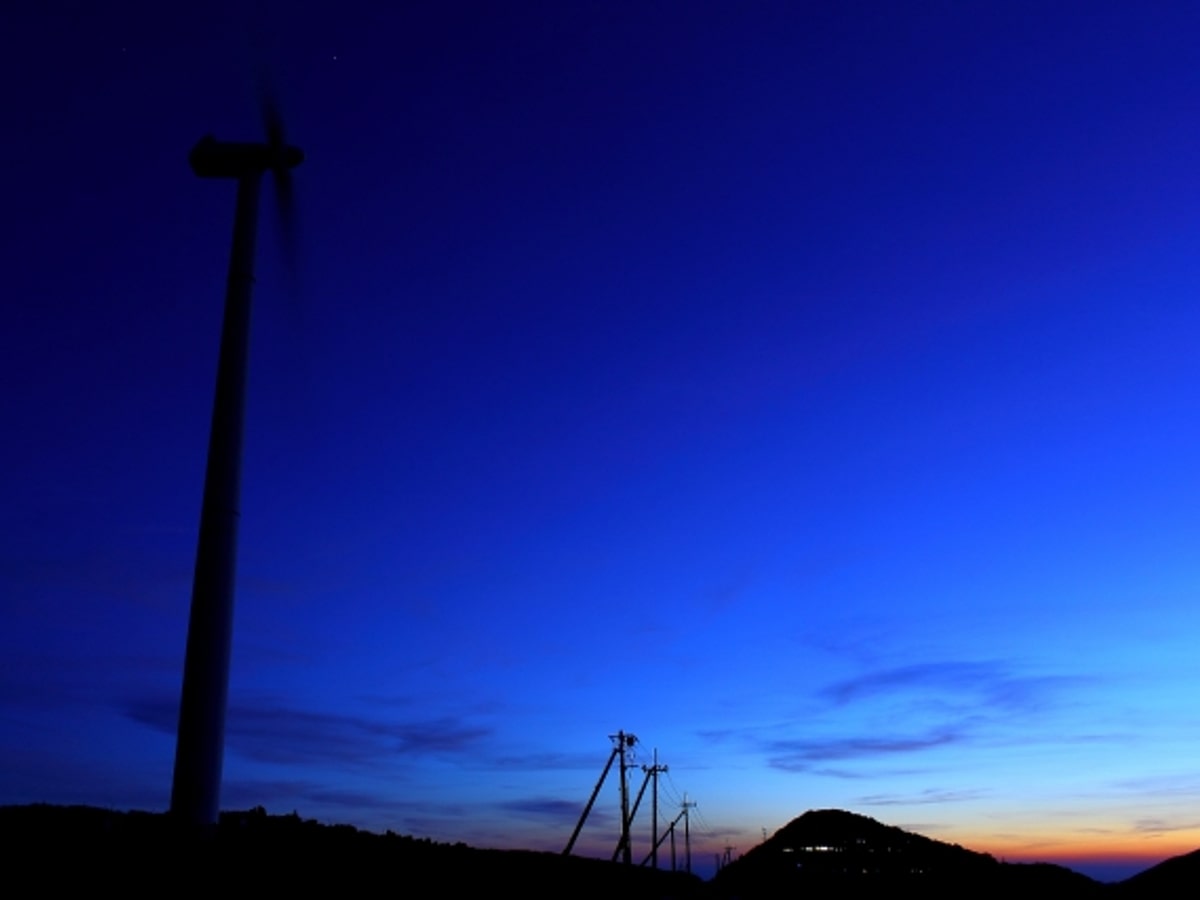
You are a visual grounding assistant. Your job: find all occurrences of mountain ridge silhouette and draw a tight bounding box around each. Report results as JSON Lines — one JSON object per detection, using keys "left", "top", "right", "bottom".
{"left": 3, "top": 803, "right": 1196, "bottom": 896}
{"left": 714, "top": 808, "right": 1196, "bottom": 897}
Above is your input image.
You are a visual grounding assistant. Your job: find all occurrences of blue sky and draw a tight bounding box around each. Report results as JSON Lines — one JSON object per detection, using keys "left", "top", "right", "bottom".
{"left": 3, "top": 0, "right": 1200, "bottom": 882}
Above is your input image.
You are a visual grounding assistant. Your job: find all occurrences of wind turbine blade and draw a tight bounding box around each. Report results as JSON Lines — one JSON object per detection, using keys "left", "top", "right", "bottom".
{"left": 257, "top": 72, "right": 303, "bottom": 284}
{"left": 260, "top": 72, "right": 286, "bottom": 152}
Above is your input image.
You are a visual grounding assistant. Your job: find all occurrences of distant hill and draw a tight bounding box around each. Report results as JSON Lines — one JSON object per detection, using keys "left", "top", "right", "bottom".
{"left": 711, "top": 809, "right": 1104, "bottom": 898}
{"left": 1110, "top": 846, "right": 1200, "bottom": 896}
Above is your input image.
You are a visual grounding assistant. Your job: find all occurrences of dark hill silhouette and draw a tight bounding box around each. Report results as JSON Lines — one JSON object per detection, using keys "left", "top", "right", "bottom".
{"left": 1110, "top": 846, "right": 1200, "bottom": 896}
{"left": 5, "top": 803, "right": 1196, "bottom": 897}
{"left": 712, "top": 809, "right": 1103, "bottom": 898}
{"left": 1, "top": 803, "right": 705, "bottom": 896}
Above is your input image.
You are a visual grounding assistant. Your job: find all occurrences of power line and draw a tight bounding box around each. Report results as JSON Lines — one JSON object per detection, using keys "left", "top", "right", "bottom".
{"left": 564, "top": 731, "right": 715, "bottom": 876}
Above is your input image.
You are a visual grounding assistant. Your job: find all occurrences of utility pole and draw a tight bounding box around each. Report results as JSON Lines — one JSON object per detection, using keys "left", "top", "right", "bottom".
{"left": 682, "top": 793, "right": 696, "bottom": 874}
{"left": 670, "top": 819, "right": 677, "bottom": 871}
{"left": 612, "top": 767, "right": 653, "bottom": 863}
{"left": 640, "top": 808, "right": 683, "bottom": 869}
{"left": 642, "top": 749, "right": 667, "bottom": 869}
{"left": 565, "top": 730, "right": 635, "bottom": 855}
{"left": 617, "top": 730, "right": 636, "bottom": 864}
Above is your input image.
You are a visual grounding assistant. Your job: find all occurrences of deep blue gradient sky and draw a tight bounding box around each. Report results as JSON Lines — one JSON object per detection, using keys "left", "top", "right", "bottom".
{"left": 4, "top": 1, "right": 1200, "bottom": 881}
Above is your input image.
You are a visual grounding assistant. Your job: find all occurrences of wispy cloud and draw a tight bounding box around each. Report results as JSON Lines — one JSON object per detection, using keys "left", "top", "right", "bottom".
{"left": 1112, "top": 773, "right": 1200, "bottom": 798}
{"left": 809, "top": 767, "right": 874, "bottom": 780}
{"left": 694, "top": 823, "right": 748, "bottom": 840}
{"left": 856, "top": 788, "right": 986, "bottom": 806}
{"left": 126, "top": 696, "right": 492, "bottom": 766}
{"left": 820, "top": 661, "right": 1082, "bottom": 715}
{"left": 498, "top": 797, "right": 583, "bottom": 819}
{"left": 704, "top": 658, "right": 1095, "bottom": 779}
{"left": 490, "top": 751, "right": 608, "bottom": 771}
{"left": 766, "top": 729, "right": 962, "bottom": 771}
{"left": 1132, "top": 817, "right": 1200, "bottom": 834}
{"left": 811, "top": 766, "right": 931, "bottom": 780}
{"left": 695, "top": 727, "right": 741, "bottom": 743}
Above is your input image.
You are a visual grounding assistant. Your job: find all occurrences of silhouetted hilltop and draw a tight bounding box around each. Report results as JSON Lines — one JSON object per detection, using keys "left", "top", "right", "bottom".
{"left": 712, "top": 809, "right": 1102, "bottom": 898}
{"left": 1, "top": 804, "right": 705, "bottom": 897}
{"left": 1111, "top": 846, "right": 1200, "bottom": 896}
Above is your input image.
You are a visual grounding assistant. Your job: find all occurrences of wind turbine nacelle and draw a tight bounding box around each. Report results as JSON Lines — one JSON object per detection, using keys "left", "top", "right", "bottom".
{"left": 190, "top": 135, "right": 304, "bottom": 179}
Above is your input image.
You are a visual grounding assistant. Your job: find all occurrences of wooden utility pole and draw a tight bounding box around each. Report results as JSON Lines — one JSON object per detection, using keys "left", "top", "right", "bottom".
{"left": 565, "top": 730, "right": 635, "bottom": 855}
{"left": 643, "top": 749, "right": 667, "bottom": 869}
{"left": 682, "top": 794, "right": 696, "bottom": 874}
{"left": 617, "top": 730, "right": 635, "bottom": 864}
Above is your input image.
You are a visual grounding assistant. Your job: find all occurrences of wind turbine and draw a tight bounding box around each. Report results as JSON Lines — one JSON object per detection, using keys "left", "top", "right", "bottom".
{"left": 170, "top": 100, "right": 303, "bottom": 826}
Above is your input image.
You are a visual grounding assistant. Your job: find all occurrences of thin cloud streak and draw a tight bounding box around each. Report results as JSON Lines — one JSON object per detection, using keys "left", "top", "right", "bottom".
{"left": 767, "top": 730, "right": 963, "bottom": 771}
{"left": 1133, "top": 817, "right": 1200, "bottom": 834}
{"left": 857, "top": 788, "right": 987, "bottom": 806}
{"left": 490, "top": 751, "right": 608, "bottom": 771}
{"left": 125, "top": 696, "right": 492, "bottom": 766}
{"left": 820, "top": 661, "right": 1086, "bottom": 716}
{"left": 499, "top": 797, "right": 584, "bottom": 819}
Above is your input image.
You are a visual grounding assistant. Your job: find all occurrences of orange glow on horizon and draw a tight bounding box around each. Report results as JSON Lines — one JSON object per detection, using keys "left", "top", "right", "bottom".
{"left": 944, "top": 826, "right": 1200, "bottom": 875}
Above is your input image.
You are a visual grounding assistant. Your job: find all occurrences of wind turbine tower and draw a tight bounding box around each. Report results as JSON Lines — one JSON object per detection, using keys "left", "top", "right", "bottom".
{"left": 170, "top": 112, "right": 302, "bottom": 826}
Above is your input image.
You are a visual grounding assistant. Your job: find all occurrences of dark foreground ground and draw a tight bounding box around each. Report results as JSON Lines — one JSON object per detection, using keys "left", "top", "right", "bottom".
{"left": 4, "top": 805, "right": 1196, "bottom": 897}
{"left": 1, "top": 804, "right": 706, "bottom": 897}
